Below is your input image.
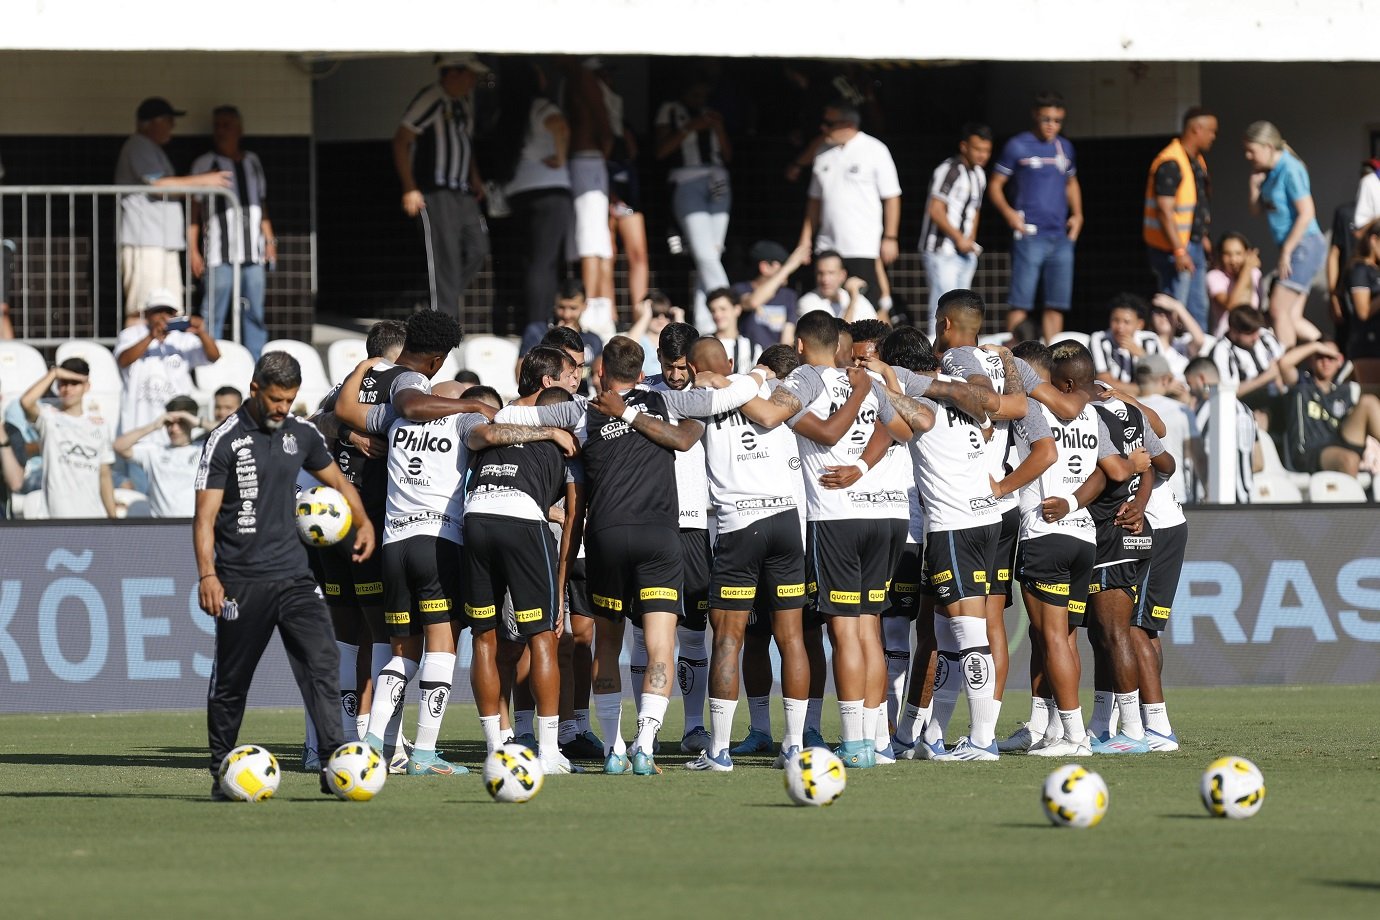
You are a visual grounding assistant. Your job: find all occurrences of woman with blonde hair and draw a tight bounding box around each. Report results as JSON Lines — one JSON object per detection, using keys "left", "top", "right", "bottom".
{"left": 1244, "top": 120, "right": 1326, "bottom": 347}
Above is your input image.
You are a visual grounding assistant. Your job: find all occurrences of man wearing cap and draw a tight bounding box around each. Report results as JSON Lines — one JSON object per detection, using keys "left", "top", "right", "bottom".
{"left": 394, "top": 54, "right": 491, "bottom": 323}
{"left": 113, "top": 394, "right": 203, "bottom": 517}
{"left": 114, "top": 289, "right": 221, "bottom": 442}
{"left": 114, "top": 97, "right": 232, "bottom": 326}
{"left": 731, "top": 240, "right": 808, "bottom": 350}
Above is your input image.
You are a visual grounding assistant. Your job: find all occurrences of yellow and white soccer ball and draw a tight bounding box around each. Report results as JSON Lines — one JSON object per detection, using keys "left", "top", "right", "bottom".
{"left": 327, "top": 742, "right": 386, "bottom": 801}
{"left": 217, "top": 744, "right": 281, "bottom": 802}
{"left": 1200, "top": 756, "right": 1265, "bottom": 819}
{"left": 295, "top": 485, "right": 352, "bottom": 547}
{"left": 1041, "top": 763, "right": 1109, "bottom": 828}
{"left": 483, "top": 742, "right": 545, "bottom": 803}
{"left": 784, "top": 746, "right": 847, "bottom": 807}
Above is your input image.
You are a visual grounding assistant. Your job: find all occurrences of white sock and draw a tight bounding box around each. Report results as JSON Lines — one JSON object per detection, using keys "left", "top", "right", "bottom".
{"left": 304, "top": 708, "right": 317, "bottom": 752}
{"left": 806, "top": 697, "right": 824, "bottom": 733}
{"left": 748, "top": 695, "right": 772, "bottom": 736}
{"left": 501, "top": 727, "right": 515, "bottom": 743}
{"left": 882, "top": 617, "right": 911, "bottom": 726}
{"left": 559, "top": 720, "right": 578, "bottom": 744}
{"left": 537, "top": 715, "right": 560, "bottom": 760}
{"left": 414, "top": 651, "right": 455, "bottom": 754}
{"left": 708, "top": 697, "right": 737, "bottom": 757}
{"left": 514, "top": 709, "right": 534, "bottom": 738}
{"left": 336, "top": 641, "right": 360, "bottom": 742}
{"left": 677, "top": 625, "right": 709, "bottom": 732}
{"left": 951, "top": 616, "right": 997, "bottom": 747}
{"left": 839, "top": 699, "right": 864, "bottom": 744}
{"left": 1027, "top": 696, "right": 1051, "bottom": 738}
{"left": 1041, "top": 698, "right": 1061, "bottom": 743}
{"left": 575, "top": 709, "right": 591, "bottom": 733}
{"left": 1059, "top": 708, "right": 1087, "bottom": 743}
{"left": 896, "top": 702, "right": 925, "bottom": 745}
{"left": 1090, "top": 690, "right": 1115, "bottom": 737}
{"left": 782, "top": 697, "right": 806, "bottom": 751}
{"left": 1109, "top": 697, "right": 1122, "bottom": 736}
{"left": 634, "top": 693, "right": 669, "bottom": 755}
{"left": 367, "top": 655, "right": 416, "bottom": 743}
{"left": 872, "top": 704, "right": 890, "bottom": 752}
{"left": 1143, "top": 702, "right": 1173, "bottom": 736}
{"left": 629, "top": 627, "right": 648, "bottom": 717}
{"left": 1115, "top": 691, "right": 1145, "bottom": 739}
{"left": 355, "top": 714, "right": 369, "bottom": 742}
{"left": 479, "top": 714, "right": 503, "bottom": 754}
{"left": 926, "top": 618, "right": 960, "bottom": 745}
{"left": 594, "top": 692, "right": 625, "bottom": 756}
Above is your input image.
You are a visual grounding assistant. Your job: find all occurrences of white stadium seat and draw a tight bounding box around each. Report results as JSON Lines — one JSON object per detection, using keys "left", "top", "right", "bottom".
{"left": 977, "top": 333, "right": 1011, "bottom": 347}
{"left": 113, "top": 488, "right": 152, "bottom": 519}
{"left": 262, "top": 339, "right": 331, "bottom": 416}
{"left": 327, "top": 337, "right": 369, "bottom": 385}
{"left": 56, "top": 340, "right": 122, "bottom": 394}
{"left": 194, "top": 340, "right": 256, "bottom": 405}
{"left": 0, "top": 341, "right": 48, "bottom": 413}
{"left": 21, "top": 490, "right": 49, "bottom": 520}
{"left": 1307, "top": 471, "right": 1367, "bottom": 503}
{"left": 1047, "top": 331, "right": 1091, "bottom": 347}
{"left": 1250, "top": 473, "right": 1303, "bottom": 504}
{"left": 460, "top": 335, "right": 520, "bottom": 401}
{"left": 1256, "top": 432, "right": 1312, "bottom": 493}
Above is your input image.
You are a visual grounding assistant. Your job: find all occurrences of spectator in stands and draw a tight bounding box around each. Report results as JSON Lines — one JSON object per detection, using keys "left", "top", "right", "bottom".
{"left": 517, "top": 279, "right": 602, "bottom": 395}
{"left": 1148, "top": 292, "right": 1206, "bottom": 381}
{"left": 1342, "top": 219, "right": 1380, "bottom": 393}
{"left": 113, "top": 394, "right": 201, "bottom": 517}
{"left": 797, "top": 251, "right": 876, "bottom": 322}
{"left": 114, "top": 97, "right": 232, "bottom": 326}
{"left": 627, "top": 290, "right": 684, "bottom": 376}
{"left": 212, "top": 386, "right": 242, "bottom": 425}
{"left": 989, "top": 91, "right": 1084, "bottom": 342}
{"left": 590, "top": 60, "right": 651, "bottom": 314}
{"left": 394, "top": 53, "right": 491, "bottom": 323}
{"left": 1144, "top": 108, "right": 1218, "bottom": 330}
{"left": 1204, "top": 306, "right": 1285, "bottom": 403}
{"left": 560, "top": 57, "right": 617, "bottom": 341}
{"left": 920, "top": 122, "right": 992, "bottom": 338}
{"left": 1206, "top": 231, "right": 1262, "bottom": 336}
{"left": 114, "top": 288, "right": 220, "bottom": 437}
{"left": 492, "top": 59, "right": 573, "bottom": 328}
{"left": 707, "top": 287, "right": 762, "bottom": 373}
{"left": 796, "top": 99, "right": 901, "bottom": 321}
{"left": 1280, "top": 339, "right": 1380, "bottom": 477}
{"left": 1244, "top": 120, "right": 1325, "bottom": 347}
{"left": 656, "top": 73, "right": 733, "bottom": 333}
{"left": 1091, "top": 293, "right": 1162, "bottom": 390}
{"left": 0, "top": 380, "right": 25, "bottom": 518}
{"left": 188, "top": 105, "right": 275, "bottom": 360}
{"left": 1135, "top": 354, "right": 1203, "bottom": 503}
{"left": 454, "top": 369, "right": 482, "bottom": 387}
{"left": 1353, "top": 157, "right": 1380, "bottom": 234}
{"left": 1184, "top": 356, "right": 1262, "bottom": 504}
{"left": 731, "top": 240, "right": 808, "bottom": 351}
{"left": 20, "top": 358, "right": 117, "bottom": 519}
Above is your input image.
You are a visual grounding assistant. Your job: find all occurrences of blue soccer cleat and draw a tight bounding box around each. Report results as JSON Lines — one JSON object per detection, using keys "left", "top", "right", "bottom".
{"left": 730, "top": 728, "right": 775, "bottom": 756}
{"left": 1144, "top": 729, "right": 1180, "bottom": 752}
{"left": 1091, "top": 732, "right": 1151, "bottom": 754}
{"left": 772, "top": 744, "right": 802, "bottom": 770}
{"left": 680, "top": 726, "right": 711, "bottom": 754}
{"left": 631, "top": 747, "right": 662, "bottom": 776}
{"left": 891, "top": 734, "right": 918, "bottom": 761}
{"left": 835, "top": 739, "right": 876, "bottom": 769}
{"left": 406, "top": 750, "right": 469, "bottom": 775}
{"left": 685, "top": 749, "right": 734, "bottom": 772}
{"left": 802, "top": 727, "right": 829, "bottom": 751}
{"left": 603, "top": 751, "right": 631, "bottom": 775}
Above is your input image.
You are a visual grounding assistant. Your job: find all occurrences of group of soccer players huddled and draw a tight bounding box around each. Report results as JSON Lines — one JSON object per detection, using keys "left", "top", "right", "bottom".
{"left": 297, "top": 286, "right": 1184, "bottom": 778}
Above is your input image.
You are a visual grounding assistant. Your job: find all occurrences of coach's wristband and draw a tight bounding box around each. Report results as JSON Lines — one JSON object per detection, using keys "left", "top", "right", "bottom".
{"left": 620, "top": 406, "right": 640, "bottom": 424}
{"left": 852, "top": 459, "right": 870, "bottom": 475}
{"left": 1067, "top": 495, "right": 1081, "bottom": 513}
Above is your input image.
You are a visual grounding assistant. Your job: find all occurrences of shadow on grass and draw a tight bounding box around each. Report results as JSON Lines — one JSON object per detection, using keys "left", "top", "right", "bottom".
{"left": 0, "top": 790, "right": 206, "bottom": 802}
{"left": 1158, "top": 813, "right": 1210, "bottom": 820}
{"left": 1311, "top": 880, "right": 1380, "bottom": 892}
{"left": 994, "top": 822, "right": 1054, "bottom": 829}
{"left": 0, "top": 748, "right": 206, "bottom": 769}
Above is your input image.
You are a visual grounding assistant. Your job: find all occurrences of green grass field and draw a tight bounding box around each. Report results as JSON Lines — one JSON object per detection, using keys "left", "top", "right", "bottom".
{"left": 2, "top": 685, "right": 1377, "bottom": 918}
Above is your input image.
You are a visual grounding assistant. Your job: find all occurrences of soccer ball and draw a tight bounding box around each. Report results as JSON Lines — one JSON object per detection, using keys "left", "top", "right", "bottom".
{"left": 217, "top": 744, "right": 280, "bottom": 802}
{"left": 1041, "top": 763, "right": 1109, "bottom": 828}
{"left": 296, "top": 485, "right": 352, "bottom": 547}
{"left": 783, "top": 746, "right": 847, "bottom": 807}
{"left": 327, "top": 742, "right": 386, "bottom": 801}
{"left": 483, "top": 743, "right": 545, "bottom": 803}
{"left": 1200, "top": 756, "right": 1266, "bottom": 819}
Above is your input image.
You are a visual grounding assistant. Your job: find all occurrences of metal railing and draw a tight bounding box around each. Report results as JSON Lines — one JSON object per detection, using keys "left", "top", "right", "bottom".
{"left": 0, "top": 185, "right": 242, "bottom": 346}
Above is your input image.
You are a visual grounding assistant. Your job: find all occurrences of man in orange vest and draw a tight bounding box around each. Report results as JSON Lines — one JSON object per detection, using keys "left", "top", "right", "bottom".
{"left": 1144, "top": 107, "right": 1218, "bottom": 329}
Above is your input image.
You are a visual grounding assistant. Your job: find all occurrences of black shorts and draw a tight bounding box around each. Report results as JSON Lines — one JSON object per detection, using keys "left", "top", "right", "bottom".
{"left": 1133, "top": 521, "right": 1188, "bottom": 632}
{"left": 711, "top": 510, "right": 807, "bottom": 613}
{"left": 1092, "top": 519, "right": 1155, "bottom": 594}
{"left": 349, "top": 510, "right": 386, "bottom": 607}
{"left": 585, "top": 524, "right": 684, "bottom": 625}
{"left": 995, "top": 506, "right": 1021, "bottom": 604}
{"left": 885, "top": 540, "right": 925, "bottom": 619}
{"left": 381, "top": 535, "right": 463, "bottom": 637}
{"left": 464, "top": 515, "right": 561, "bottom": 639}
{"left": 923, "top": 522, "right": 1002, "bottom": 607}
{"left": 566, "top": 557, "right": 593, "bottom": 618}
{"left": 681, "top": 528, "right": 712, "bottom": 631}
{"left": 806, "top": 519, "right": 894, "bottom": 617}
{"left": 314, "top": 540, "right": 357, "bottom": 607}
{"left": 1018, "top": 533, "right": 1095, "bottom": 610}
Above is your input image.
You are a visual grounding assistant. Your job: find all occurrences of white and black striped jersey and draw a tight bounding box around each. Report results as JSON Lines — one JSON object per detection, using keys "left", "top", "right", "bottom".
{"left": 1011, "top": 397, "right": 1102, "bottom": 543}
{"left": 702, "top": 379, "right": 802, "bottom": 536}
{"left": 903, "top": 371, "right": 1002, "bottom": 532}
{"left": 941, "top": 347, "right": 1041, "bottom": 516}
{"left": 384, "top": 412, "right": 485, "bottom": 545}
{"left": 1089, "top": 395, "right": 1168, "bottom": 522}
{"left": 782, "top": 365, "right": 899, "bottom": 523}
{"left": 1205, "top": 330, "right": 1285, "bottom": 392}
{"left": 645, "top": 374, "right": 709, "bottom": 531}
{"left": 1089, "top": 329, "right": 1164, "bottom": 384}
{"left": 919, "top": 156, "right": 986, "bottom": 255}
{"left": 400, "top": 83, "right": 476, "bottom": 192}
{"left": 190, "top": 150, "right": 268, "bottom": 267}
{"left": 1197, "top": 400, "right": 1256, "bottom": 505}
{"left": 654, "top": 101, "right": 726, "bottom": 178}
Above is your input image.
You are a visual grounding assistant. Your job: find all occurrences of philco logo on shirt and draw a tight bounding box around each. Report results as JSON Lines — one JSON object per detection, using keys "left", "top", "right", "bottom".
{"left": 392, "top": 428, "right": 453, "bottom": 453}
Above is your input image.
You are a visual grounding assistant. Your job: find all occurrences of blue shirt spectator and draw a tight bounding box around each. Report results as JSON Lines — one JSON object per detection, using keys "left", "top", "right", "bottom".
{"left": 993, "top": 131, "right": 1077, "bottom": 233}
{"left": 1259, "top": 149, "right": 1321, "bottom": 245}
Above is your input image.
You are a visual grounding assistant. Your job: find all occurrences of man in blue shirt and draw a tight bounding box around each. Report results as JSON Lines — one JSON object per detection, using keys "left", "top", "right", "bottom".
{"left": 989, "top": 92, "right": 1084, "bottom": 343}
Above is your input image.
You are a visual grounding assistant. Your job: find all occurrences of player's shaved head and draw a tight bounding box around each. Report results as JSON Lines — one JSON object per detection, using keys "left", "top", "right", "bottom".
{"left": 937, "top": 289, "right": 984, "bottom": 330}
{"left": 536, "top": 386, "right": 573, "bottom": 406}
{"left": 460, "top": 384, "right": 503, "bottom": 409}
{"left": 690, "top": 336, "right": 731, "bottom": 376}
{"left": 432, "top": 380, "right": 466, "bottom": 399}
{"left": 1050, "top": 342, "right": 1096, "bottom": 392}
{"left": 794, "top": 310, "right": 840, "bottom": 357}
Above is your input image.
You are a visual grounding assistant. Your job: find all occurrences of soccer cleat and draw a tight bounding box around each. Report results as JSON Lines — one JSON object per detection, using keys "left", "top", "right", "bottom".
{"left": 997, "top": 724, "right": 1036, "bottom": 753}
{"left": 210, "top": 780, "right": 229, "bottom": 802}
{"left": 631, "top": 748, "right": 662, "bottom": 776}
{"left": 772, "top": 744, "right": 801, "bottom": 770}
{"left": 680, "top": 726, "right": 711, "bottom": 754}
{"left": 933, "top": 736, "right": 999, "bottom": 762}
{"left": 514, "top": 732, "right": 538, "bottom": 753}
{"left": 301, "top": 746, "right": 321, "bottom": 773}
{"left": 387, "top": 748, "right": 410, "bottom": 774}
{"left": 603, "top": 752, "right": 631, "bottom": 775}
{"left": 1144, "top": 729, "right": 1180, "bottom": 752}
{"left": 363, "top": 733, "right": 385, "bottom": 753}
{"left": 873, "top": 743, "right": 897, "bottom": 766}
{"left": 891, "top": 735, "right": 917, "bottom": 761}
{"left": 540, "top": 752, "right": 583, "bottom": 775}
{"left": 802, "top": 727, "right": 829, "bottom": 751}
{"left": 564, "top": 730, "right": 606, "bottom": 760}
{"left": 835, "top": 740, "right": 875, "bottom": 770}
{"left": 730, "top": 728, "right": 775, "bottom": 756}
{"left": 1027, "top": 736, "right": 1092, "bottom": 757}
{"left": 406, "top": 750, "right": 468, "bottom": 775}
{"left": 1090, "top": 732, "right": 1151, "bottom": 755}
{"left": 685, "top": 749, "right": 734, "bottom": 772}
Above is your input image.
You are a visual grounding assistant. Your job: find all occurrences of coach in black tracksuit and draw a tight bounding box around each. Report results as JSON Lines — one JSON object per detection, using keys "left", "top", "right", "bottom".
{"left": 194, "top": 352, "right": 375, "bottom": 798}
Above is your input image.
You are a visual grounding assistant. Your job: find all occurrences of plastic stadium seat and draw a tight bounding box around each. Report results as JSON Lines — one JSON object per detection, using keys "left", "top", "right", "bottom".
{"left": 56, "top": 341, "right": 122, "bottom": 394}
{"left": 1250, "top": 473, "right": 1303, "bottom": 503}
{"left": 21, "top": 490, "right": 49, "bottom": 520}
{"left": 327, "top": 337, "right": 369, "bottom": 385}
{"left": 262, "top": 339, "right": 331, "bottom": 415}
{"left": 435, "top": 347, "right": 463, "bottom": 384}
{"left": 1047, "top": 331, "right": 1091, "bottom": 347}
{"left": 194, "top": 340, "right": 256, "bottom": 404}
{"left": 1307, "top": 471, "right": 1367, "bottom": 503}
{"left": 114, "top": 488, "right": 151, "bottom": 519}
{"left": 977, "top": 333, "right": 1011, "bottom": 347}
{"left": 0, "top": 341, "right": 47, "bottom": 412}
{"left": 1257, "top": 432, "right": 1312, "bottom": 493}
{"left": 459, "top": 336, "right": 520, "bottom": 401}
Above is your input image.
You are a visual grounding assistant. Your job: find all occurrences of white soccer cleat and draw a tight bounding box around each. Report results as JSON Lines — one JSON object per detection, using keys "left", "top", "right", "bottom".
{"left": 932, "top": 736, "right": 999, "bottom": 762}
{"left": 996, "top": 724, "right": 1035, "bottom": 753}
{"left": 1027, "top": 736, "right": 1092, "bottom": 757}
{"left": 539, "top": 751, "right": 582, "bottom": 774}
{"left": 1144, "top": 729, "right": 1180, "bottom": 752}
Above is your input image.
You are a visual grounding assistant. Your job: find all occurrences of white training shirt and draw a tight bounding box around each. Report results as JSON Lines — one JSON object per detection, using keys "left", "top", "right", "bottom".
{"left": 113, "top": 325, "right": 212, "bottom": 435}
{"left": 1011, "top": 397, "right": 1099, "bottom": 543}
{"left": 37, "top": 405, "right": 114, "bottom": 519}
{"left": 941, "top": 346, "right": 1042, "bottom": 516}
{"left": 383, "top": 412, "right": 486, "bottom": 545}
{"left": 1138, "top": 392, "right": 1198, "bottom": 504}
{"left": 505, "top": 99, "right": 572, "bottom": 197}
{"left": 901, "top": 370, "right": 1001, "bottom": 533}
{"left": 865, "top": 369, "right": 914, "bottom": 524}
{"left": 130, "top": 440, "right": 201, "bottom": 518}
{"left": 797, "top": 289, "right": 878, "bottom": 321}
{"left": 702, "top": 379, "right": 803, "bottom": 536}
{"left": 808, "top": 132, "right": 902, "bottom": 260}
{"left": 646, "top": 374, "right": 710, "bottom": 531}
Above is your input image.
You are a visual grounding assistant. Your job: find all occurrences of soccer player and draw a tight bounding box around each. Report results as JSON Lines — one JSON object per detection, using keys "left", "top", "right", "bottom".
{"left": 494, "top": 336, "right": 765, "bottom": 775}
